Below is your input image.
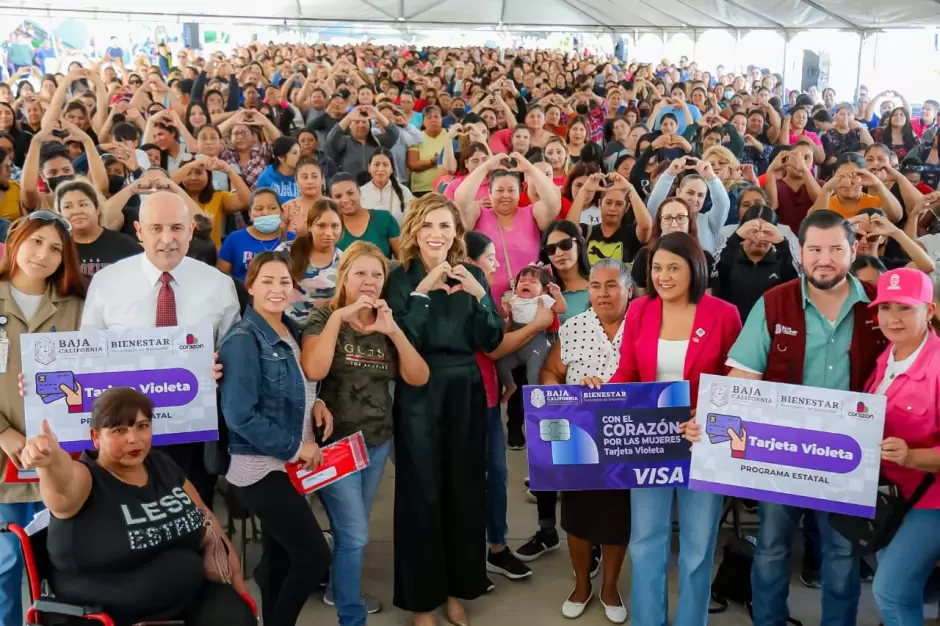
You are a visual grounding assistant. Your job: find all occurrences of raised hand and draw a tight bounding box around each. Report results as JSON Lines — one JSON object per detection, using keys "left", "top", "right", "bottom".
{"left": 20, "top": 420, "right": 62, "bottom": 470}
{"left": 363, "top": 300, "right": 401, "bottom": 336}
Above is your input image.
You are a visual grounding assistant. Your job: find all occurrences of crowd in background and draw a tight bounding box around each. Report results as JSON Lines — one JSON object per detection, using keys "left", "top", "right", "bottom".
{"left": 0, "top": 39, "right": 938, "bottom": 626}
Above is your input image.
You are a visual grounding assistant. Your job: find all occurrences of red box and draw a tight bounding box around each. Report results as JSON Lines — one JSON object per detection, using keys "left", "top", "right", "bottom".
{"left": 4, "top": 459, "right": 38, "bottom": 483}
{"left": 286, "top": 432, "right": 370, "bottom": 494}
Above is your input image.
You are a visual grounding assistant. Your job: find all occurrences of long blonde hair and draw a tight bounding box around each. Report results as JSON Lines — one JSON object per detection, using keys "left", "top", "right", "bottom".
{"left": 329, "top": 240, "right": 390, "bottom": 311}
{"left": 702, "top": 145, "right": 740, "bottom": 190}
{"left": 397, "top": 193, "right": 467, "bottom": 269}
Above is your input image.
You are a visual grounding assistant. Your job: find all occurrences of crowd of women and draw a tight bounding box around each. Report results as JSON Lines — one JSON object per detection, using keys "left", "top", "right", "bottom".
{"left": 0, "top": 39, "right": 939, "bottom": 626}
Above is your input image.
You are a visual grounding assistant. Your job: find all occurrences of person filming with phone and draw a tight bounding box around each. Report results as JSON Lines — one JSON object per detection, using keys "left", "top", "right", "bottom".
{"left": 326, "top": 104, "right": 400, "bottom": 180}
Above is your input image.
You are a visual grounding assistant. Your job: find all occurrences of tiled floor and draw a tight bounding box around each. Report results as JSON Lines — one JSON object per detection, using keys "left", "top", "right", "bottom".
{"left": 241, "top": 444, "right": 909, "bottom": 625}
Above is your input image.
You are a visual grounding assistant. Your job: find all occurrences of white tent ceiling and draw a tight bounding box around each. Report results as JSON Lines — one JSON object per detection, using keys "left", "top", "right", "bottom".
{"left": 4, "top": 0, "right": 940, "bottom": 30}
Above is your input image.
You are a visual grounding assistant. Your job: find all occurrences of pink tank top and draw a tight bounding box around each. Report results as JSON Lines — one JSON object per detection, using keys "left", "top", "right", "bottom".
{"left": 474, "top": 204, "right": 542, "bottom": 304}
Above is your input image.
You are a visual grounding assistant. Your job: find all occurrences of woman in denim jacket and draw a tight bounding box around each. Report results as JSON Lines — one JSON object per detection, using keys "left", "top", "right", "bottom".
{"left": 218, "top": 251, "right": 332, "bottom": 626}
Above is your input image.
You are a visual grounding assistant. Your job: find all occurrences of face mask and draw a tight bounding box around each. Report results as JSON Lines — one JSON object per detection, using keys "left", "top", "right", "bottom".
{"left": 108, "top": 175, "right": 125, "bottom": 195}
{"left": 452, "top": 106, "right": 466, "bottom": 118}
{"left": 723, "top": 90, "right": 734, "bottom": 100}
{"left": 47, "top": 175, "right": 73, "bottom": 191}
{"left": 575, "top": 103, "right": 589, "bottom": 115}
{"left": 253, "top": 214, "right": 282, "bottom": 234}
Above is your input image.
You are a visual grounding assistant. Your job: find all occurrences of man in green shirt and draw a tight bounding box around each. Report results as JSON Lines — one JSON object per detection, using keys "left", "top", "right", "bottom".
{"left": 723, "top": 210, "right": 882, "bottom": 626}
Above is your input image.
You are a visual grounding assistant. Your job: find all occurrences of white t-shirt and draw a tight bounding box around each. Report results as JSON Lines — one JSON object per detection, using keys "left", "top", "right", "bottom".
{"left": 656, "top": 339, "right": 688, "bottom": 382}
{"left": 359, "top": 180, "right": 413, "bottom": 223}
{"left": 510, "top": 294, "right": 554, "bottom": 325}
{"left": 580, "top": 205, "right": 601, "bottom": 226}
{"left": 873, "top": 333, "right": 929, "bottom": 396}
{"left": 11, "top": 286, "right": 42, "bottom": 321}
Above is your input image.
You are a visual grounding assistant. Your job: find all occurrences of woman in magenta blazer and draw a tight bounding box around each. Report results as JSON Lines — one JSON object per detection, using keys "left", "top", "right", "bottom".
{"left": 608, "top": 232, "right": 741, "bottom": 626}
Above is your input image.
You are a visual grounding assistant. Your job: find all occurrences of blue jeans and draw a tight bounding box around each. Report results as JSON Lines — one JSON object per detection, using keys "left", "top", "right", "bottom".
{"left": 0, "top": 502, "right": 43, "bottom": 626}
{"left": 752, "top": 503, "right": 859, "bottom": 626}
{"left": 629, "top": 487, "right": 723, "bottom": 626}
{"left": 873, "top": 508, "right": 940, "bottom": 626}
{"left": 319, "top": 440, "right": 392, "bottom": 626}
{"left": 485, "top": 406, "right": 508, "bottom": 546}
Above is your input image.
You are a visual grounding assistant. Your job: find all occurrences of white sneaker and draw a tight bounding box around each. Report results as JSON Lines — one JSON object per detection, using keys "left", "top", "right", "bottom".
{"left": 600, "top": 592, "right": 628, "bottom": 624}
{"left": 561, "top": 588, "right": 593, "bottom": 619}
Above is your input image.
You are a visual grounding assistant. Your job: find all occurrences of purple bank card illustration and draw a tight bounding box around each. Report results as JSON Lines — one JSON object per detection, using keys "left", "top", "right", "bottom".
{"left": 706, "top": 413, "right": 743, "bottom": 444}
{"left": 35, "top": 372, "right": 76, "bottom": 404}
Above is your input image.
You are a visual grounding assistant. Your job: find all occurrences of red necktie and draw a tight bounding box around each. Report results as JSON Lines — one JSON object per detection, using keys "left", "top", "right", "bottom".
{"left": 156, "top": 272, "right": 178, "bottom": 327}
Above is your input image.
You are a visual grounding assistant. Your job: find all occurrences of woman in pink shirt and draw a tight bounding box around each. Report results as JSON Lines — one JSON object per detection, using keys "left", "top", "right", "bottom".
{"left": 443, "top": 142, "right": 490, "bottom": 201}
{"left": 780, "top": 106, "right": 825, "bottom": 164}
{"left": 865, "top": 267, "right": 940, "bottom": 625}
{"left": 454, "top": 152, "right": 562, "bottom": 304}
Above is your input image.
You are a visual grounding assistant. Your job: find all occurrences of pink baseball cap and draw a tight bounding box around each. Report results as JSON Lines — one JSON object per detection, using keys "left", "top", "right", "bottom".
{"left": 869, "top": 268, "right": 934, "bottom": 308}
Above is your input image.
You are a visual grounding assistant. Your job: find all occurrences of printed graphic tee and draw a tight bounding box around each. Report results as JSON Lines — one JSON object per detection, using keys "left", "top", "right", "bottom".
{"left": 47, "top": 449, "right": 206, "bottom": 622}
{"left": 304, "top": 306, "right": 398, "bottom": 447}
{"left": 218, "top": 228, "right": 295, "bottom": 282}
{"left": 77, "top": 229, "right": 142, "bottom": 278}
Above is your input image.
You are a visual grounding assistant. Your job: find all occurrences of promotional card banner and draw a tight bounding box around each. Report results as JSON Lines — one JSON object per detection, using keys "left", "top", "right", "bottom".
{"left": 524, "top": 382, "right": 692, "bottom": 491}
{"left": 20, "top": 326, "right": 218, "bottom": 451}
{"left": 690, "top": 374, "right": 886, "bottom": 518}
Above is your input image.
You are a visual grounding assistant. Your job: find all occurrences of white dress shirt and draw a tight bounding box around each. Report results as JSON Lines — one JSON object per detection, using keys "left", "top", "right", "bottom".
{"left": 359, "top": 180, "right": 414, "bottom": 223}
{"left": 81, "top": 253, "right": 241, "bottom": 348}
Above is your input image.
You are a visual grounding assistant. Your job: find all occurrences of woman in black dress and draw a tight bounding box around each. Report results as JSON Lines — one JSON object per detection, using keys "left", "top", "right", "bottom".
{"left": 386, "top": 194, "right": 504, "bottom": 626}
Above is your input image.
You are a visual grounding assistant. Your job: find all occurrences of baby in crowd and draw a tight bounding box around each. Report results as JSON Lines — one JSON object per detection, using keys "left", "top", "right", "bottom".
{"left": 498, "top": 264, "right": 567, "bottom": 401}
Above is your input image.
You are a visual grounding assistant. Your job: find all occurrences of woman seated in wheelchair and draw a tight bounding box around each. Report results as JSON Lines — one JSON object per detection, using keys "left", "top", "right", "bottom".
{"left": 19, "top": 387, "right": 255, "bottom": 626}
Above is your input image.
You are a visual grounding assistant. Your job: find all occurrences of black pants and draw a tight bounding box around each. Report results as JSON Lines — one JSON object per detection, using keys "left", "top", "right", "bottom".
{"left": 164, "top": 442, "right": 217, "bottom": 509}
{"left": 536, "top": 490, "right": 558, "bottom": 527}
{"left": 98, "top": 582, "right": 254, "bottom": 626}
{"left": 181, "top": 582, "right": 256, "bottom": 626}
{"left": 232, "top": 472, "right": 332, "bottom": 626}
{"left": 393, "top": 360, "right": 489, "bottom": 612}
{"left": 505, "top": 366, "right": 526, "bottom": 432}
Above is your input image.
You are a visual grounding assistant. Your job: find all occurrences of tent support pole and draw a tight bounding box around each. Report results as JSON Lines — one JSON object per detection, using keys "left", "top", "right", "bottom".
{"left": 855, "top": 31, "right": 867, "bottom": 101}
{"left": 781, "top": 30, "right": 789, "bottom": 91}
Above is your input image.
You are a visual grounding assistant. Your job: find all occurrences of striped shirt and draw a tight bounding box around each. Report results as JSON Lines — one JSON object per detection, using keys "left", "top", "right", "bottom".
{"left": 225, "top": 334, "right": 316, "bottom": 487}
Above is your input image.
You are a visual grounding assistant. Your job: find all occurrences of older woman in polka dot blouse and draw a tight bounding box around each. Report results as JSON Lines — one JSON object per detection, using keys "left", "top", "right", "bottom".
{"left": 538, "top": 258, "right": 634, "bottom": 624}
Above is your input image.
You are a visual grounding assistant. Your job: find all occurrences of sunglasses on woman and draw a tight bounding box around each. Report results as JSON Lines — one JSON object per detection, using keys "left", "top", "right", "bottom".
{"left": 543, "top": 237, "right": 576, "bottom": 257}
{"left": 26, "top": 210, "right": 72, "bottom": 233}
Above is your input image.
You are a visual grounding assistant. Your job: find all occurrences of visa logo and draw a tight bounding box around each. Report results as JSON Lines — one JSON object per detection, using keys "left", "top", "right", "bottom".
{"left": 633, "top": 466, "right": 685, "bottom": 485}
